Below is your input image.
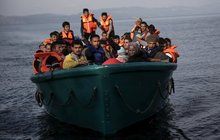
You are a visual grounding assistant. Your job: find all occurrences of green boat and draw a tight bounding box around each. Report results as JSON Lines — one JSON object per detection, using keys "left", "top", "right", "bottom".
{"left": 31, "top": 62, "right": 177, "bottom": 135}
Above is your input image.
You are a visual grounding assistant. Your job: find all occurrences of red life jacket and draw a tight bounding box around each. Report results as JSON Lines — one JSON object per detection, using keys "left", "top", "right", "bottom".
{"left": 163, "top": 46, "right": 179, "bottom": 63}
{"left": 43, "top": 38, "right": 53, "bottom": 45}
{"left": 33, "top": 52, "right": 63, "bottom": 74}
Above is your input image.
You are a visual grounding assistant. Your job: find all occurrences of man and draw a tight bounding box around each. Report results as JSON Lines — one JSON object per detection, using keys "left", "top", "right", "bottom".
{"left": 131, "top": 21, "right": 149, "bottom": 42}
{"left": 100, "top": 12, "right": 115, "bottom": 38}
{"left": 81, "top": 8, "right": 101, "bottom": 40}
{"left": 84, "top": 34, "right": 106, "bottom": 64}
{"left": 137, "top": 35, "right": 169, "bottom": 61}
{"left": 148, "top": 24, "right": 160, "bottom": 36}
{"left": 63, "top": 40, "right": 88, "bottom": 69}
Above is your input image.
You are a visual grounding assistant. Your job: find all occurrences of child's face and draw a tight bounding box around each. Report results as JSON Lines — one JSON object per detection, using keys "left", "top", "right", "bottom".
{"left": 40, "top": 45, "right": 46, "bottom": 52}
{"left": 51, "top": 35, "right": 58, "bottom": 42}
{"left": 64, "top": 25, "right": 70, "bottom": 31}
{"left": 45, "top": 44, "right": 51, "bottom": 52}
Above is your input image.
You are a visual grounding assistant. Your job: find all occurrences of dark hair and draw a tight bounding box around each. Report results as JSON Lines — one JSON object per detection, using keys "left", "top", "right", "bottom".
{"left": 148, "top": 24, "right": 156, "bottom": 33}
{"left": 125, "top": 37, "right": 132, "bottom": 42}
{"left": 73, "top": 40, "right": 83, "bottom": 47}
{"left": 83, "top": 8, "right": 89, "bottom": 13}
{"left": 101, "top": 12, "right": 107, "bottom": 16}
{"left": 51, "top": 42, "right": 59, "bottom": 51}
{"left": 50, "top": 31, "right": 59, "bottom": 37}
{"left": 141, "top": 21, "right": 148, "bottom": 27}
{"left": 62, "top": 21, "right": 70, "bottom": 28}
{"left": 102, "top": 31, "right": 107, "bottom": 35}
{"left": 113, "top": 35, "right": 120, "bottom": 39}
{"left": 100, "top": 40, "right": 107, "bottom": 45}
{"left": 38, "top": 42, "right": 45, "bottom": 48}
{"left": 158, "top": 37, "right": 167, "bottom": 48}
{"left": 165, "top": 38, "right": 171, "bottom": 44}
{"left": 90, "top": 34, "right": 100, "bottom": 41}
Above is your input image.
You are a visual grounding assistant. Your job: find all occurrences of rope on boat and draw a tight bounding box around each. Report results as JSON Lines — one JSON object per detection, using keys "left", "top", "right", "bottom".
{"left": 35, "top": 89, "right": 43, "bottom": 107}
{"left": 71, "top": 86, "right": 97, "bottom": 108}
{"left": 158, "top": 81, "right": 168, "bottom": 100}
{"left": 35, "top": 87, "right": 97, "bottom": 107}
{"left": 115, "top": 84, "right": 159, "bottom": 114}
{"left": 115, "top": 80, "right": 173, "bottom": 114}
{"left": 35, "top": 89, "right": 53, "bottom": 106}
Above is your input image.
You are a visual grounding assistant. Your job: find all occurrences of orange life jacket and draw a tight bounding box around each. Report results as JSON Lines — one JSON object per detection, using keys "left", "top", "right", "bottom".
{"left": 33, "top": 52, "right": 63, "bottom": 73}
{"left": 163, "top": 46, "right": 179, "bottom": 63}
{"left": 61, "top": 30, "right": 74, "bottom": 44}
{"left": 43, "top": 38, "right": 53, "bottom": 45}
{"left": 81, "top": 14, "right": 97, "bottom": 33}
{"left": 100, "top": 15, "right": 113, "bottom": 32}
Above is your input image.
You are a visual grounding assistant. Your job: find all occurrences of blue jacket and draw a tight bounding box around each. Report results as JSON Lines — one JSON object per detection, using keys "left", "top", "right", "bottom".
{"left": 85, "top": 45, "right": 106, "bottom": 64}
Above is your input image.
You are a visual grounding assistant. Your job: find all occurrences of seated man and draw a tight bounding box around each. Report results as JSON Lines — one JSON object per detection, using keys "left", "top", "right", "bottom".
{"left": 63, "top": 40, "right": 88, "bottom": 69}
{"left": 84, "top": 34, "right": 106, "bottom": 64}
{"left": 137, "top": 35, "right": 169, "bottom": 61}
{"left": 127, "top": 43, "right": 145, "bottom": 62}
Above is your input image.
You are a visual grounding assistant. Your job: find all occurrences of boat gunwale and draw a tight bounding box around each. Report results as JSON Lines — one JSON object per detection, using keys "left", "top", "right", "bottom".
{"left": 31, "top": 62, "right": 177, "bottom": 83}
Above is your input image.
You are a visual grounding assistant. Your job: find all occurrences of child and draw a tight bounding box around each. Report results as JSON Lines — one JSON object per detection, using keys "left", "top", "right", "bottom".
{"left": 60, "top": 21, "right": 74, "bottom": 45}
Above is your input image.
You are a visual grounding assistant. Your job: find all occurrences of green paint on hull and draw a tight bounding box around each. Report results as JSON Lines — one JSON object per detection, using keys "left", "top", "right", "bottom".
{"left": 31, "top": 62, "right": 177, "bottom": 135}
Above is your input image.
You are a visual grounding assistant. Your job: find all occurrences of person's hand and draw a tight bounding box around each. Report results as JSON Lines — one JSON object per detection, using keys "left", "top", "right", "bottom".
{"left": 78, "top": 60, "right": 88, "bottom": 65}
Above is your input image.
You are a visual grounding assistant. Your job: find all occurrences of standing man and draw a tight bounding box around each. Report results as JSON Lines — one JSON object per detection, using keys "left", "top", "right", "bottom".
{"left": 81, "top": 8, "right": 100, "bottom": 40}
{"left": 100, "top": 12, "right": 115, "bottom": 38}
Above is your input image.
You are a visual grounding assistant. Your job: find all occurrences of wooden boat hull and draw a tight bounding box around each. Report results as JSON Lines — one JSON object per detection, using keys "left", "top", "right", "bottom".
{"left": 31, "top": 62, "right": 177, "bottom": 135}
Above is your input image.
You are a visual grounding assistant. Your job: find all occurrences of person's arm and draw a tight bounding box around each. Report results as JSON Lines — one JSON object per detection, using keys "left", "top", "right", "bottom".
{"left": 80, "top": 19, "right": 84, "bottom": 38}
{"left": 108, "top": 38, "right": 120, "bottom": 51}
{"left": 63, "top": 55, "right": 79, "bottom": 69}
{"left": 107, "top": 20, "right": 113, "bottom": 37}
{"left": 137, "top": 38, "right": 148, "bottom": 46}
{"left": 93, "top": 17, "right": 101, "bottom": 27}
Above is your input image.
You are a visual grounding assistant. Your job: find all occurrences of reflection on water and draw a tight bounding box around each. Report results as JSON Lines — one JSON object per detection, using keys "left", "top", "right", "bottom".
{"left": 37, "top": 103, "right": 190, "bottom": 140}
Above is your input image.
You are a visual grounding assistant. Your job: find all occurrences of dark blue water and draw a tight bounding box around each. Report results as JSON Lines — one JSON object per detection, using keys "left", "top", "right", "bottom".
{"left": 0, "top": 14, "right": 220, "bottom": 139}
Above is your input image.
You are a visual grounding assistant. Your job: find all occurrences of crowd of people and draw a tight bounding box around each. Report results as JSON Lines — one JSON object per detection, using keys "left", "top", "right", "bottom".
{"left": 33, "top": 8, "right": 179, "bottom": 74}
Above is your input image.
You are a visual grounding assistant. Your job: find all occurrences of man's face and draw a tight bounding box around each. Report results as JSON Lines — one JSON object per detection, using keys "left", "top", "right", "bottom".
{"left": 64, "top": 25, "right": 70, "bottom": 32}
{"left": 101, "top": 33, "right": 108, "bottom": 40}
{"left": 123, "top": 39, "right": 130, "bottom": 49}
{"left": 128, "top": 46, "right": 136, "bottom": 56}
{"left": 72, "top": 44, "right": 83, "bottom": 55}
{"left": 148, "top": 42, "right": 156, "bottom": 48}
{"left": 113, "top": 38, "right": 120, "bottom": 44}
{"left": 102, "top": 15, "right": 107, "bottom": 21}
{"left": 51, "top": 35, "right": 58, "bottom": 42}
{"left": 140, "top": 23, "right": 147, "bottom": 32}
{"left": 91, "top": 37, "right": 100, "bottom": 48}
{"left": 83, "top": 11, "right": 89, "bottom": 17}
